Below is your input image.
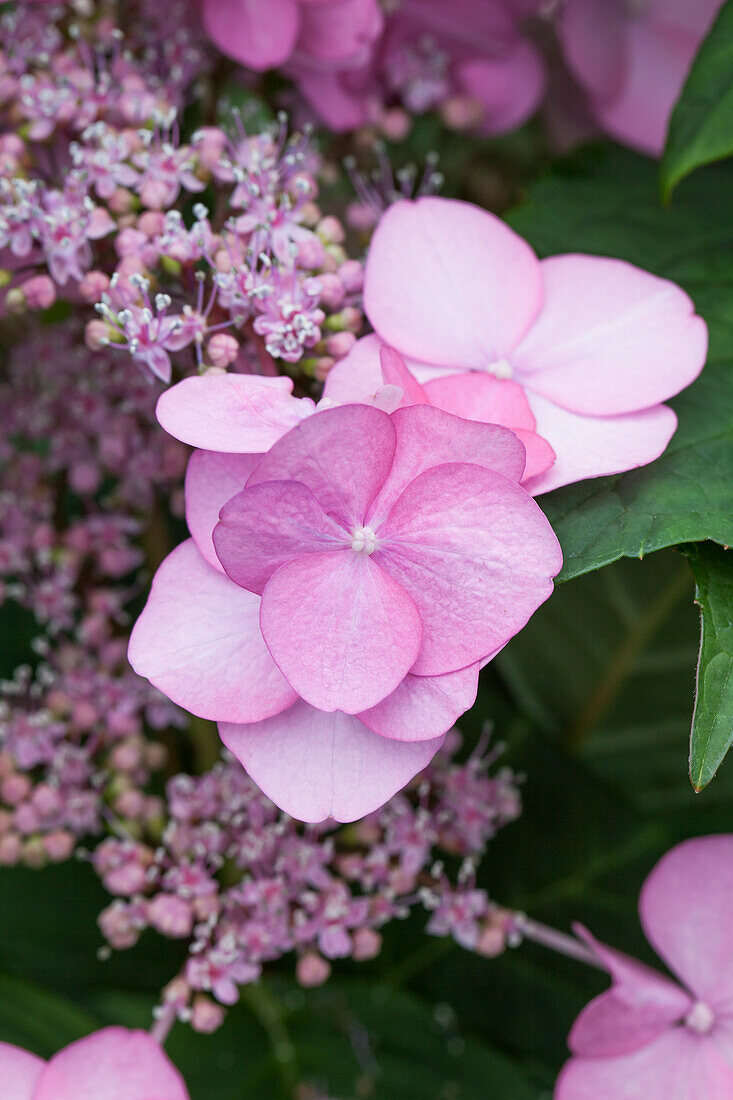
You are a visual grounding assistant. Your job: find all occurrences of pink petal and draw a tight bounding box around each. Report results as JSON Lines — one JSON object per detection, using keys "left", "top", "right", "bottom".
{"left": 128, "top": 540, "right": 297, "bottom": 723}
{"left": 379, "top": 346, "right": 430, "bottom": 405}
{"left": 569, "top": 925, "right": 691, "bottom": 1058}
{"left": 512, "top": 255, "right": 707, "bottom": 416}
{"left": 259, "top": 550, "right": 422, "bottom": 713}
{"left": 296, "top": 0, "right": 383, "bottom": 64}
{"left": 293, "top": 66, "right": 372, "bottom": 132}
{"left": 558, "top": 0, "right": 626, "bottom": 102}
{"left": 185, "top": 450, "right": 260, "bottom": 572}
{"left": 34, "top": 1027, "right": 189, "bottom": 1100}
{"left": 0, "top": 1041, "right": 44, "bottom": 1100}
{"left": 220, "top": 701, "right": 444, "bottom": 822}
{"left": 522, "top": 393, "right": 678, "bottom": 495}
{"left": 202, "top": 0, "right": 300, "bottom": 70}
{"left": 596, "top": 18, "right": 700, "bottom": 156}
{"left": 155, "top": 374, "right": 310, "bottom": 452}
{"left": 213, "top": 480, "right": 346, "bottom": 594}
{"left": 364, "top": 196, "right": 542, "bottom": 372}
{"left": 645, "top": 0, "right": 723, "bottom": 38}
{"left": 377, "top": 462, "right": 562, "bottom": 676}
{"left": 368, "top": 404, "right": 527, "bottom": 522}
{"left": 357, "top": 663, "right": 480, "bottom": 742}
{"left": 639, "top": 836, "right": 733, "bottom": 1005}
{"left": 556, "top": 1030, "right": 733, "bottom": 1100}
{"left": 422, "top": 374, "right": 555, "bottom": 481}
{"left": 456, "top": 38, "right": 546, "bottom": 136}
{"left": 246, "top": 404, "right": 396, "bottom": 528}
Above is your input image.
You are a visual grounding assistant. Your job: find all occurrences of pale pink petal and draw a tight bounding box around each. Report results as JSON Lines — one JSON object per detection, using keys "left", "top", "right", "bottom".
{"left": 0, "top": 1041, "right": 44, "bottom": 1100}
{"left": 259, "top": 550, "right": 422, "bottom": 713}
{"left": 213, "top": 480, "right": 347, "bottom": 594}
{"left": 220, "top": 701, "right": 444, "bottom": 822}
{"left": 422, "top": 374, "right": 555, "bottom": 481}
{"left": 379, "top": 346, "right": 430, "bottom": 405}
{"left": 639, "top": 836, "right": 733, "bottom": 1004}
{"left": 246, "top": 404, "right": 396, "bottom": 527}
{"left": 456, "top": 38, "right": 546, "bottom": 136}
{"left": 512, "top": 255, "right": 707, "bottom": 416}
{"left": 357, "top": 663, "right": 480, "bottom": 742}
{"left": 569, "top": 925, "right": 691, "bottom": 1057}
{"left": 185, "top": 450, "right": 260, "bottom": 572}
{"left": 155, "top": 374, "right": 310, "bottom": 452}
{"left": 297, "top": 0, "right": 383, "bottom": 64}
{"left": 556, "top": 1030, "right": 733, "bottom": 1100}
{"left": 523, "top": 393, "right": 678, "bottom": 495}
{"left": 202, "top": 0, "right": 300, "bottom": 70}
{"left": 645, "top": 0, "right": 722, "bottom": 38}
{"left": 377, "top": 463, "right": 562, "bottom": 676}
{"left": 597, "top": 18, "right": 700, "bottom": 156}
{"left": 128, "top": 540, "right": 297, "bottom": 723}
{"left": 364, "top": 197, "right": 542, "bottom": 371}
{"left": 323, "top": 335, "right": 444, "bottom": 404}
{"left": 368, "top": 404, "right": 527, "bottom": 523}
{"left": 34, "top": 1027, "right": 189, "bottom": 1100}
{"left": 558, "top": 0, "right": 626, "bottom": 102}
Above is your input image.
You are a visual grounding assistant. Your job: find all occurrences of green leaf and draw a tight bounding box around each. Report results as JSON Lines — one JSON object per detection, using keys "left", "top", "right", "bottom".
{"left": 661, "top": 1, "right": 733, "bottom": 197}
{"left": 685, "top": 542, "right": 733, "bottom": 789}
{"left": 507, "top": 148, "right": 733, "bottom": 582}
{"left": 0, "top": 972, "right": 97, "bottom": 1056}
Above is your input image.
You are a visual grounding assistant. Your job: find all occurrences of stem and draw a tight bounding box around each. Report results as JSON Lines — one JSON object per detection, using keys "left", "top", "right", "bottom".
{"left": 150, "top": 1001, "right": 177, "bottom": 1046}
{"left": 510, "top": 913, "right": 604, "bottom": 970}
{"left": 241, "top": 982, "right": 299, "bottom": 1095}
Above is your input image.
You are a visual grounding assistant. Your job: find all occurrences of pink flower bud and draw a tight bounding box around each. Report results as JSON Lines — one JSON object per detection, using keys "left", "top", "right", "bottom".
{"left": 193, "top": 127, "right": 227, "bottom": 170}
{"left": 85, "top": 319, "right": 114, "bottom": 350}
{"left": 147, "top": 894, "right": 194, "bottom": 938}
{"left": 317, "top": 273, "right": 345, "bottom": 311}
{"left": 108, "top": 187, "right": 135, "bottom": 214}
{"left": 379, "top": 108, "right": 411, "bottom": 143}
{"left": 338, "top": 260, "right": 363, "bottom": 294}
{"left": 325, "top": 331, "right": 356, "bottom": 360}
{"left": 191, "top": 996, "right": 225, "bottom": 1034}
{"left": 79, "top": 271, "right": 110, "bottom": 302}
{"left": 296, "top": 234, "right": 326, "bottom": 270}
{"left": 20, "top": 275, "right": 56, "bottom": 310}
{"left": 43, "top": 831, "right": 75, "bottom": 862}
{"left": 352, "top": 927, "right": 382, "bottom": 961}
{"left": 317, "top": 215, "right": 345, "bottom": 245}
{"left": 137, "top": 211, "right": 166, "bottom": 237}
{"left": 1, "top": 774, "right": 31, "bottom": 806}
{"left": 296, "top": 952, "right": 331, "bottom": 988}
{"left": 0, "top": 832, "right": 21, "bottom": 866}
{"left": 206, "top": 333, "right": 240, "bottom": 368}
{"left": 31, "top": 783, "right": 63, "bottom": 818}
{"left": 441, "top": 95, "right": 484, "bottom": 132}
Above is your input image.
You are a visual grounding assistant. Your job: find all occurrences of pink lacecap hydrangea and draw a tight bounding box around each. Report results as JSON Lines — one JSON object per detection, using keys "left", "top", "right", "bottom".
{"left": 130, "top": 388, "right": 561, "bottom": 823}
{"left": 325, "top": 195, "right": 707, "bottom": 494}
{"left": 292, "top": 0, "right": 546, "bottom": 134}
{"left": 556, "top": 835, "right": 733, "bottom": 1099}
{"left": 0, "top": 1027, "right": 189, "bottom": 1100}
{"left": 558, "top": 0, "right": 724, "bottom": 156}
{"left": 200, "top": 0, "right": 384, "bottom": 73}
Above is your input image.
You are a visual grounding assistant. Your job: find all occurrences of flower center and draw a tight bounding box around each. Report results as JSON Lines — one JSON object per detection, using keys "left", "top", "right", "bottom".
{"left": 485, "top": 357, "right": 513, "bottom": 380}
{"left": 685, "top": 1001, "right": 715, "bottom": 1034}
{"left": 350, "top": 525, "right": 377, "bottom": 555}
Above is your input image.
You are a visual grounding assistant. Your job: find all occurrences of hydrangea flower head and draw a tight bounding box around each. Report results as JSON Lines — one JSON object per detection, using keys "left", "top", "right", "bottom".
{"left": 559, "top": 0, "right": 724, "bottom": 155}
{"left": 557, "top": 836, "right": 733, "bottom": 1098}
{"left": 0, "top": 1027, "right": 189, "bottom": 1100}
{"left": 334, "top": 196, "right": 707, "bottom": 494}
{"left": 129, "top": 401, "right": 561, "bottom": 821}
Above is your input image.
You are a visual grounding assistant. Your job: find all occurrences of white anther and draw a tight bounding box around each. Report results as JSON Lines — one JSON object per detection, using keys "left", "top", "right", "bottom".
{"left": 686, "top": 1001, "right": 715, "bottom": 1034}
{"left": 350, "top": 525, "right": 377, "bottom": 555}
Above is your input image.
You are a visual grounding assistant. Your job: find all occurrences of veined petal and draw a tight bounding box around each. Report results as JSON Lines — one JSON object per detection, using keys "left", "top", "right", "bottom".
{"left": 220, "top": 702, "right": 444, "bottom": 823}
{"left": 246, "top": 404, "right": 397, "bottom": 527}
{"left": 128, "top": 540, "right": 297, "bottom": 723}
{"left": 34, "top": 1027, "right": 189, "bottom": 1100}
{"left": 513, "top": 255, "right": 707, "bottom": 416}
{"left": 259, "top": 550, "right": 422, "bottom": 713}
{"left": 156, "top": 373, "right": 308, "bottom": 452}
{"left": 377, "top": 463, "right": 561, "bottom": 676}
{"left": 364, "top": 196, "right": 542, "bottom": 371}
{"left": 0, "top": 1042, "right": 44, "bottom": 1100}
{"left": 214, "top": 479, "right": 347, "bottom": 594}
{"left": 185, "top": 450, "right": 260, "bottom": 572}
{"left": 357, "top": 663, "right": 480, "bottom": 742}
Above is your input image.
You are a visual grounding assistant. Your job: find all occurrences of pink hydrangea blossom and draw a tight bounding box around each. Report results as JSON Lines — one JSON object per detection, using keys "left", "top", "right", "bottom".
{"left": 559, "top": 0, "right": 724, "bottom": 156}
{"left": 200, "top": 0, "right": 384, "bottom": 73}
{"left": 129, "top": 401, "right": 560, "bottom": 821}
{"left": 330, "top": 196, "right": 707, "bottom": 494}
{"left": 0, "top": 1027, "right": 188, "bottom": 1100}
{"left": 557, "top": 836, "right": 733, "bottom": 1099}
